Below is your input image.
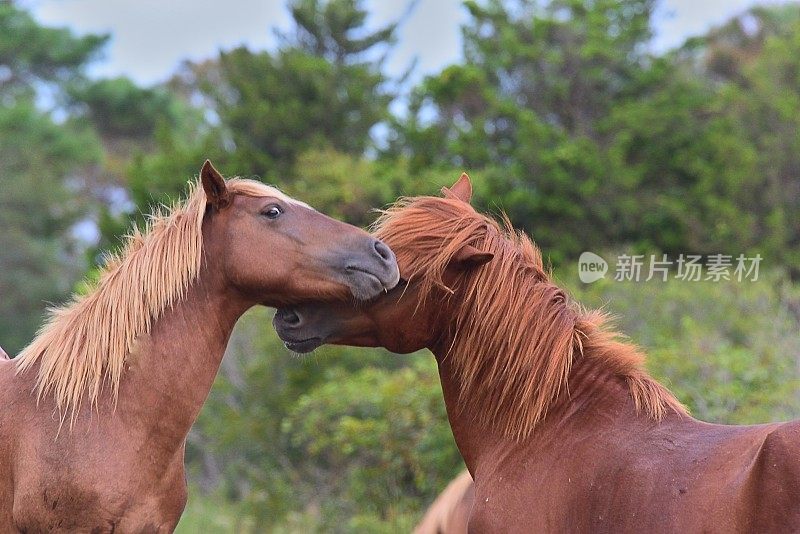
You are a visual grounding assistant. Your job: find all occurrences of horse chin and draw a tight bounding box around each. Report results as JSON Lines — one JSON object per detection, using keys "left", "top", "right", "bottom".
{"left": 283, "top": 337, "right": 324, "bottom": 354}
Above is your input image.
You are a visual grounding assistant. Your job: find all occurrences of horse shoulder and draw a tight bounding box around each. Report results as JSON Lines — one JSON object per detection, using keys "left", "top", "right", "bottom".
{"left": 746, "top": 422, "right": 800, "bottom": 531}
{"left": 755, "top": 422, "right": 800, "bottom": 480}
{"left": 769, "top": 421, "right": 800, "bottom": 466}
{"left": 11, "top": 450, "right": 188, "bottom": 534}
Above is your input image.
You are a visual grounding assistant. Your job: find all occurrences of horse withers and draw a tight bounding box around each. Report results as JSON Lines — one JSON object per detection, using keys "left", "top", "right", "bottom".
{"left": 274, "top": 174, "right": 800, "bottom": 533}
{"left": 0, "top": 160, "right": 399, "bottom": 533}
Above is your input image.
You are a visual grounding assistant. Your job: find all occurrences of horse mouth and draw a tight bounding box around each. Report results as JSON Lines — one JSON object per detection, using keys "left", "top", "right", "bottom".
{"left": 346, "top": 265, "right": 398, "bottom": 300}
{"left": 283, "top": 336, "right": 324, "bottom": 353}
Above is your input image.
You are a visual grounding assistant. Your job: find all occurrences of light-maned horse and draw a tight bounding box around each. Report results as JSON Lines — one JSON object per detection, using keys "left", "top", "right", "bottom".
{"left": 274, "top": 174, "right": 800, "bottom": 533}
{"left": 0, "top": 160, "right": 399, "bottom": 533}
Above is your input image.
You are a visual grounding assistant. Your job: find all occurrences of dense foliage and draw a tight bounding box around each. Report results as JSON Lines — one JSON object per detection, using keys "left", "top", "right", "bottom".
{"left": 3, "top": 0, "right": 800, "bottom": 531}
{"left": 0, "top": 3, "right": 104, "bottom": 352}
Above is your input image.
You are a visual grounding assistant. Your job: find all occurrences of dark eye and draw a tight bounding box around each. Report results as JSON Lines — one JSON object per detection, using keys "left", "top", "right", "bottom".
{"left": 262, "top": 205, "right": 283, "bottom": 220}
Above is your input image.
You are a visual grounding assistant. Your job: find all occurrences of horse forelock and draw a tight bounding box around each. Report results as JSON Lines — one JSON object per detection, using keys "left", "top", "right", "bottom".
{"left": 13, "top": 177, "right": 281, "bottom": 427}
{"left": 374, "top": 195, "right": 686, "bottom": 441}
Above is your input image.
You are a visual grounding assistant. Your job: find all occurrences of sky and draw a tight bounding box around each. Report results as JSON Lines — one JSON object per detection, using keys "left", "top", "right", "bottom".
{"left": 23, "top": 0, "right": 790, "bottom": 86}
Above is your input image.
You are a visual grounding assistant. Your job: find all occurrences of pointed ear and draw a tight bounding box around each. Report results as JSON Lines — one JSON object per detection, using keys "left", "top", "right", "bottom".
{"left": 452, "top": 244, "right": 494, "bottom": 269}
{"left": 200, "top": 159, "right": 231, "bottom": 210}
{"left": 441, "top": 172, "right": 472, "bottom": 203}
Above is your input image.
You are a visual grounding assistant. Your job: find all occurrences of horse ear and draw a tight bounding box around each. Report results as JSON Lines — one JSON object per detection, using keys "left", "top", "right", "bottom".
{"left": 200, "top": 159, "right": 231, "bottom": 210}
{"left": 452, "top": 244, "right": 493, "bottom": 269}
{"left": 441, "top": 172, "right": 472, "bottom": 203}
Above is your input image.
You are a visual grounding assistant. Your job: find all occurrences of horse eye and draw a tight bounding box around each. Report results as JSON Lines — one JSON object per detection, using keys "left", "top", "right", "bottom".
{"left": 262, "top": 205, "right": 283, "bottom": 219}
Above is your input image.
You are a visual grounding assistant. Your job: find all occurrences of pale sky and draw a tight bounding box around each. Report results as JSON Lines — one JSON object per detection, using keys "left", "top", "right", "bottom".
{"left": 22, "top": 0, "right": 792, "bottom": 86}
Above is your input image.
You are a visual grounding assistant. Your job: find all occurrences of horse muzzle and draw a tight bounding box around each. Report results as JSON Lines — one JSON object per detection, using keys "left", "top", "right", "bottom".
{"left": 340, "top": 238, "right": 399, "bottom": 301}
{"left": 273, "top": 308, "right": 328, "bottom": 353}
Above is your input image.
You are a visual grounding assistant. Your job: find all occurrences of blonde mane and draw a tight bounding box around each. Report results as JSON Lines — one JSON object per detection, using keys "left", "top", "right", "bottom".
{"left": 15, "top": 177, "right": 278, "bottom": 424}
{"left": 373, "top": 196, "right": 687, "bottom": 441}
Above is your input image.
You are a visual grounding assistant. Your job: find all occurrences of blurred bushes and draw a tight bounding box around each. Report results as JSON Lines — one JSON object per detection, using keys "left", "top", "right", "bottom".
{"left": 570, "top": 272, "right": 800, "bottom": 424}
{"left": 282, "top": 361, "right": 462, "bottom": 532}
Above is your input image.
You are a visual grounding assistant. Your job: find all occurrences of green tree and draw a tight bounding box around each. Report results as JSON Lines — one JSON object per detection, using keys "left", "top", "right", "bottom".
{"left": 390, "top": 0, "right": 780, "bottom": 266}
{"left": 389, "top": 0, "right": 663, "bottom": 263}
{"left": 699, "top": 6, "right": 800, "bottom": 270}
{"left": 68, "top": 77, "right": 183, "bottom": 145}
{"left": 0, "top": 4, "right": 104, "bottom": 353}
{"left": 0, "top": 2, "right": 107, "bottom": 102}
{"left": 183, "top": 0, "right": 397, "bottom": 179}
{"left": 602, "top": 61, "right": 758, "bottom": 254}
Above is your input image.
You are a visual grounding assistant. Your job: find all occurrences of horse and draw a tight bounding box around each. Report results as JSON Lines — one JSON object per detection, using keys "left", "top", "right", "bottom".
{"left": 0, "top": 160, "right": 399, "bottom": 533}
{"left": 413, "top": 470, "right": 473, "bottom": 534}
{"left": 274, "top": 173, "right": 800, "bottom": 533}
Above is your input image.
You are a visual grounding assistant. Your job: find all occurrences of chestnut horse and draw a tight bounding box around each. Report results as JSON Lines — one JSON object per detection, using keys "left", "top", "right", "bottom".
{"left": 274, "top": 174, "right": 800, "bottom": 533}
{"left": 413, "top": 470, "right": 473, "bottom": 534}
{"left": 0, "top": 160, "right": 398, "bottom": 533}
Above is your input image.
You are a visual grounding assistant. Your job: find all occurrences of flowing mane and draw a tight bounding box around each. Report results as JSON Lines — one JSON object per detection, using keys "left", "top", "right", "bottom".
{"left": 373, "top": 196, "right": 686, "bottom": 440}
{"left": 15, "top": 177, "right": 278, "bottom": 424}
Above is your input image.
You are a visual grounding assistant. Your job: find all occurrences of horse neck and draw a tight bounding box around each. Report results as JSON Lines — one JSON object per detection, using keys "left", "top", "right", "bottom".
{"left": 432, "top": 342, "right": 638, "bottom": 476}
{"left": 114, "top": 261, "right": 251, "bottom": 446}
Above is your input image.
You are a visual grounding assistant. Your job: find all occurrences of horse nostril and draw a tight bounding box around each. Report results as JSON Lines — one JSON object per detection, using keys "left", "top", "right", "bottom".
{"left": 277, "top": 308, "right": 302, "bottom": 327}
{"left": 373, "top": 240, "right": 393, "bottom": 262}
